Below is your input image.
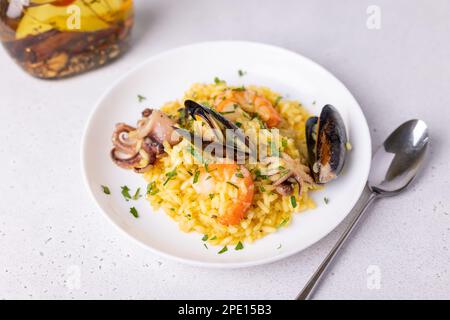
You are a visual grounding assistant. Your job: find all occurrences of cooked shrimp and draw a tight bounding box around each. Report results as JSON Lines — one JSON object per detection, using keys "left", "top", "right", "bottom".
{"left": 215, "top": 89, "right": 282, "bottom": 128}
{"left": 192, "top": 163, "right": 255, "bottom": 225}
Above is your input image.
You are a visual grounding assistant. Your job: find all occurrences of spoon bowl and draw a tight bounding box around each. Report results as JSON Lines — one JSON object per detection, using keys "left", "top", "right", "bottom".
{"left": 369, "top": 119, "right": 429, "bottom": 195}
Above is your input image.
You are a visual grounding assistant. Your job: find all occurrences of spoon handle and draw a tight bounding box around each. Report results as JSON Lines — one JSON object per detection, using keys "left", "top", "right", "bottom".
{"left": 296, "top": 190, "right": 377, "bottom": 300}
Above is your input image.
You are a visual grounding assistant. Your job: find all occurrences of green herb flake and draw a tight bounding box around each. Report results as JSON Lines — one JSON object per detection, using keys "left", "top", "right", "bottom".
{"left": 209, "top": 193, "right": 215, "bottom": 200}
{"left": 219, "top": 111, "right": 235, "bottom": 115}
{"left": 137, "top": 94, "right": 146, "bottom": 102}
{"left": 129, "top": 207, "right": 139, "bottom": 218}
{"left": 277, "top": 218, "right": 289, "bottom": 228}
{"left": 187, "top": 145, "right": 204, "bottom": 164}
{"left": 214, "top": 77, "right": 224, "bottom": 84}
{"left": 235, "top": 172, "right": 244, "bottom": 179}
{"left": 101, "top": 185, "right": 111, "bottom": 195}
{"left": 254, "top": 169, "right": 268, "bottom": 180}
{"left": 235, "top": 122, "right": 242, "bottom": 128}
{"left": 281, "top": 138, "right": 288, "bottom": 148}
{"left": 193, "top": 170, "right": 200, "bottom": 184}
{"left": 290, "top": 196, "right": 297, "bottom": 208}
{"left": 259, "top": 186, "right": 266, "bottom": 193}
{"left": 324, "top": 197, "right": 330, "bottom": 204}
{"left": 238, "top": 69, "right": 246, "bottom": 77}
{"left": 163, "top": 169, "right": 177, "bottom": 186}
{"left": 226, "top": 181, "right": 239, "bottom": 189}
{"left": 206, "top": 176, "right": 212, "bottom": 180}
{"left": 121, "top": 186, "right": 132, "bottom": 201}
{"left": 274, "top": 96, "right": 282, "bottom": 106}
{"left": 210, "top": 236, "right": 217, "bottom": 240}
{"left": 218, "top": 246, "right": 228, "bottom": 254}
{"left": 132, "top": 187, "right": 141, "bottom": 200}
{"left": 147, "top": 182, "right": 159, "bottom": 196}
{"left": 235, "top": 241, "right": 244, "bottom": 250}
{"left": 202, "top": 234, "right": 209, "bottom": 241}
{"left": 233, "top": 86, "right": 246, "bottom": 92}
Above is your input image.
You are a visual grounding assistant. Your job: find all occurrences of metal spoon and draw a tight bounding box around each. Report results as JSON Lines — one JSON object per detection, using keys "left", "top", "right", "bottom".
{"left": 296, "top": 119, "right": 430, "bottom": 300}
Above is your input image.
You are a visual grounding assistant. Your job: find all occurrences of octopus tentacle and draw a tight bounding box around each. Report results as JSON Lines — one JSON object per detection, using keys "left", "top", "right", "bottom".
{"left": 110, "top": 148, "right": 142, "bottom": 169}
{"left": 112, "top": 123, "right": 138, "bottom": 155}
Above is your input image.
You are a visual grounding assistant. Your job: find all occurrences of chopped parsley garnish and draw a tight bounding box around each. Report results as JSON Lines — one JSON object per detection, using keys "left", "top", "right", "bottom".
{"left": 235, "top": 122, "right": 242, "bottom": 128}
{"left": 218, "top": 246, "right": 228, "bottom": 254}
{"left": 290, "top": 196, "right": 297, "bottom": 208}
{"left": 209, "top": 194, "right": 215, "bottom": 200}
{"left": 163, "top": 169, "right": 177, "bottom": 186}
{"left": 281, "top": 138, "right": 288, "bottom": 148}
{"left": 129, "top": 207, "right": 139, "bottom": 218}
{"left": 206, "top": 176, "right": 212, "bottom": 180}
{"left": 147, "top": 182, "right": 159, "bottom": 195}
{"left": 193, "top": 170, "right": 200, "bottom": 184}
{"left": 219, "top": 111, "right": 235, "bottom": 115}
{"left": 204, "top": 163, "right": 209, "bottom": 172}
{"left": 132, "top": 188, "right": 141, "bottom": 200}
{"left": 274, "top": 96, "right": 282, "bottom": 106}
{"left": 121, "top": 186, "right": 132, "bottom": 201}
{"left": 259, "top": 186, "right": 266, "bottom": 192}
{"left": 226, "top": 181, "right": 239, "bottom": 189}
{"left": 277, "top": 218, "right": 289, "bottom": 228}
{"left": 238, "top": 69, "right": 246, "bottom": 77}
{"left": 137, "top": 94, "right": 146, "bottom": 102}
{"left": 101, "top": 185, "right": 111, "bottom": 195}
{"left": 232, "top": 86, "right": 246, "bottom": 91}
{"left": 202, "top": 234, "right": 209, "bottom": 241}
{"left": 235, "top": 172, "right": 244, "bottom": 179}
{"left": 254, "top": 169, "right": 268, "bottom": 180}
{"left": 214, "top": 77, "right": 224, "bottom": 84}
{"left": 235, "top": 241, "right": 244, "bottom": 250}
{"left": 187, "top": 145, "right": 204, "bottom": 163}
{"left": 210, "top": 236, "right": 217, "bottom": 240}
{"left": 324, "top": 197, "right": 330, "bottom": 204}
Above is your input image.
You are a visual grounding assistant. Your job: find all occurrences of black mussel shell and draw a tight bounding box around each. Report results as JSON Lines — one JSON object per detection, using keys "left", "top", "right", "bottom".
{"left": 306, "top": 105, "right": 347, "bottom": 184}
{"left": 184, "top": 100, "right": 255, "bottom": 155}
{"left": 305, "top": 116, "right": 318, "bottom": 170}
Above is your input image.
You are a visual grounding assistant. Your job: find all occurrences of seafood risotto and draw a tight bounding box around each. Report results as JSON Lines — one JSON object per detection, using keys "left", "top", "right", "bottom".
{"left": 109, "top": 81, "right": 348, "bottom": 247}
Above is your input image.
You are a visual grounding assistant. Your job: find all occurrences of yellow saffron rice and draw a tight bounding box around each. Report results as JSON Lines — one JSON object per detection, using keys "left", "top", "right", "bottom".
{"left": 143, "top": 82, "right": 318, "bottom": 246}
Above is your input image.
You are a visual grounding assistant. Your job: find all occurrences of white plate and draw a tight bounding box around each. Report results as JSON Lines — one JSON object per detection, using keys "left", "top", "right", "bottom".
{"left": 82, "top": 41, "right": 371, "bottom": 268}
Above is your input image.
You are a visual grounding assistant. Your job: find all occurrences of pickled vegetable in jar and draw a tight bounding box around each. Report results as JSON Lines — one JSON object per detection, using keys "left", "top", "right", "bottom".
{"left": 0, "top": 0, "right": 133, "bottom": 79}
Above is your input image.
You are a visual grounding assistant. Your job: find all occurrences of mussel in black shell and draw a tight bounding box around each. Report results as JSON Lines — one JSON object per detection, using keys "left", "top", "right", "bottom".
{"left": 305, "top": 105, "right": 348, "bottom": 184}
{"left": 176, "top": 100, "right": 256, "bottom": 160}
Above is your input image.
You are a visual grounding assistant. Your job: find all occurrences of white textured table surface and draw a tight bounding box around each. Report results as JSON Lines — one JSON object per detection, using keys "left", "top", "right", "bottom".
{"left": 1, "top": 0, "right": 449, "bottom": 300}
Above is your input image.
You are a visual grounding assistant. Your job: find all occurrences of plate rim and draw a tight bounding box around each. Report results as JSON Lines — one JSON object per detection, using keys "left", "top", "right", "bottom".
{"left": 81, "top": 40, "right": 372, "bottom": 268}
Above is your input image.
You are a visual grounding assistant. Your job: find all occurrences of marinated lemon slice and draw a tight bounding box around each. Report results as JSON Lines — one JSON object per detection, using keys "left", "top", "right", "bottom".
{"left": 16, "top": 0, "right": 132, "bottom": 39}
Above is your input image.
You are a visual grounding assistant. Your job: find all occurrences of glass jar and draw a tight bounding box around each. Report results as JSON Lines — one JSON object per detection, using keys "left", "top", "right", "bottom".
{"left": 0, "top": 0, "right": 133, "bottom": 79}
